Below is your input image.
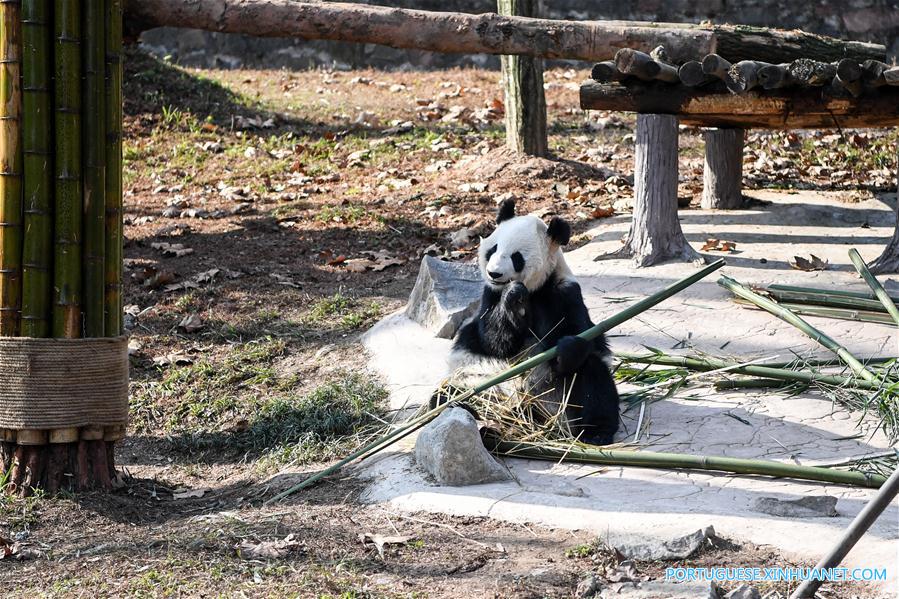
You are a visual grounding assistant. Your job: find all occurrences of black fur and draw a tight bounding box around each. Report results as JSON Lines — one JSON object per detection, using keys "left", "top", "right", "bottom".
{"left": 496, "top": 198, "right": 516, "bottom": 223}
{"left": 510, "top": 251, "right": 525, "bottom": 272}
{"left": 453, "top": 273, "right": 620, "bottom": 445}
{"left": 547, "top": 216, "right": 571, "bottom": 246}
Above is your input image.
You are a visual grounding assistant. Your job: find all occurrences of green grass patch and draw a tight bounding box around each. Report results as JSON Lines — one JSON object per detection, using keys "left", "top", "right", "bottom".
{"left": 130, "top": 339, "right": 388, "bottom": 467}
{"left": 307, "top": 293, "right": 382, "bottom": 330}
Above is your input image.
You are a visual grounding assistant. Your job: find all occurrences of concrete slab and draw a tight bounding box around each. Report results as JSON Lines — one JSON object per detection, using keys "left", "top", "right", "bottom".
{"left": 360, "top": 191, "right": 899, "bottom": 592}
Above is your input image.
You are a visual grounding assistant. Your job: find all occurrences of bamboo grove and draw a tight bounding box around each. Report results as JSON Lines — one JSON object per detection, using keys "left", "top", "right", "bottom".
{"left": 0, "top": 0, "right": 123, "bottom": 340}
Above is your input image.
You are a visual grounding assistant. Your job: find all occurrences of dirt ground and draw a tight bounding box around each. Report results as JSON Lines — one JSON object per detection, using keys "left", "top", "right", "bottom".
{"left": 0, "top": 49, "right": 893, "bottom": 597}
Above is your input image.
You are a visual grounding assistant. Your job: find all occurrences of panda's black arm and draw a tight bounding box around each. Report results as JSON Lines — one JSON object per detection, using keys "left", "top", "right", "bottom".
{"left": 454, "top": 285, "right": 528, "bottom": 359}
{"left": 551, "top": 280, "right": 610, "bottom": 374}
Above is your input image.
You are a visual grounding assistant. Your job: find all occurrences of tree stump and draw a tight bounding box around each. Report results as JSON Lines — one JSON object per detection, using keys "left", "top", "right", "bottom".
{"left": 701, "top": 128, "right": 745, "bottom": 209}
{"left": 869, "top": 144, "right": 899, "bottom": 274}
{"left": 597, "top": 114, "right": 701, "bottom": 266}
{"left": 498, "top": 0, "right": 547, "bottom": 157}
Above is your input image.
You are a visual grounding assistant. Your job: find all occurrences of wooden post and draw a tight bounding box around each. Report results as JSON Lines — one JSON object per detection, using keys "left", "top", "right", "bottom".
{"left": 498, "top": 0, "right": 547, "bottom": 157}
{"left": 869, "top": 138, "right": 899, "bottom": 274}
{"left": 597, "top": 114, "right": 700, "bottom": 266}
{"left": 701, "top": 128, "right": 744, "bottom": 209}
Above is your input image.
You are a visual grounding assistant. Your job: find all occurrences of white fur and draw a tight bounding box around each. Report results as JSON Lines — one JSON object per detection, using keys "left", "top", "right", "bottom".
{"left": 478, "top": 215, "right": 572, "bottom": 292}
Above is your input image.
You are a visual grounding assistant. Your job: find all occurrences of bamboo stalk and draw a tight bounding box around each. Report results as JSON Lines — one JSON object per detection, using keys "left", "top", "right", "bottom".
{"left": 265, "top": 259, "right": 727, "bottom": 504}
{"left": 734, "top": 297, "right": 896, "bottom": 326}
{"left": 53, "top": 0, "right": 82, "bottom": 338}
{"left": 718, "top": 276, "right": 880, "bottom": 384}
{"left": 714, "top": 378, "right": 796, "bottom": 390}
{"left": 763, "top": 287, "right": 889, "bottom": 314}
{"left": 768, "top": 283, "right": 895, "bottom": 303}
{"left": 848, "top": 248, "right": 899, "bottom": 327}
{"left": 615, "top": 352, "right": 882, "bottom": 390}
{"left": 20, "top": 0, "right": 52, "bottom": 338}
{"left": 82, "top": 0, "right": 105, "bottom": 337}
{"left": 485, "top": 439, "right": 886, "bottom": 489}
{"left": 0, "top": 0, "right": 23, "bottom": 336}
{"left": 103, "top": 0, "right": 122, "bottom": 336}
{"left": 761, "top": 355, "right": 896, "bottom": 369}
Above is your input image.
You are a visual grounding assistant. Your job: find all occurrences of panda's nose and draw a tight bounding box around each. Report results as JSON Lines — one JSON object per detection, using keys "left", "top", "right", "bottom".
{"left": 488, "top": 271, "right": 504, "bottom": 280}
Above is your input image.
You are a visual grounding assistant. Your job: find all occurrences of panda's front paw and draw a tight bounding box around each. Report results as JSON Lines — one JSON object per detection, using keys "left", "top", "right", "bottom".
{"left": 502, "top": 281, "right": 529, "bottom": 315}
{"left": 554, "top": 335, "right": 592, "bottom": 374}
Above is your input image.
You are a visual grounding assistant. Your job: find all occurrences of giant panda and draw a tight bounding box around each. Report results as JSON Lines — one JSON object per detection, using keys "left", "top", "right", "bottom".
{"left": 439, "top": 198, "right": 620, "bottom": 445}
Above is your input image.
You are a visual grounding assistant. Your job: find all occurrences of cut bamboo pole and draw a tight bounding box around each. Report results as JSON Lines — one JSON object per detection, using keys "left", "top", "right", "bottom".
{"left": 485, "top": 439, "right": 886, "bottom": 489}
{"left": 265, "top": 259, "right": 726, "bottom": 504}
{"left": 20, "top": 0, "right": 52, "bottom": 338}
{"left": 615, "top": 352, "right": 882, "bottom": 391}
{"left": 767, "top": 284, "right": 886, "bottom": 302}
{"left": 0, "top": 0, "right": 23, "bottom": 336}
{"left": 104, "top": 0, "right": 123, "bottom": 335}
{"left": 52, "top": 0, "right": 82, "bottom": 338}
{"left": 763, "top": 286, "right": 888, "bottom": 313}
{"left": 718, "top": 276, "right": 880, "bottom": 384}
{"left": 734, "top": 298, "right": 896, "bottom": 326}
{"left": 82, "top": 0, "right": 106, "bottom": 337}
{"left": 848, "top": 248, "right": 899, "bottom": 327}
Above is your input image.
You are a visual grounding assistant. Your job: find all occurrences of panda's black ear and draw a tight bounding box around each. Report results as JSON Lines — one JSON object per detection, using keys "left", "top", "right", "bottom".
{"left": 496, "top": 199, "right": 516, "bottom": 224}
{"left": 547, "top": 216, "right": 571, "bottom": 246}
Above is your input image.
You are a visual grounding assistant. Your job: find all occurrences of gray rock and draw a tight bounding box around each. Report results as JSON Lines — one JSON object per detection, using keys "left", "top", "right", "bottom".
{"left": 753, "top": 495, "right": 838, "bottom": 518}
{"left": 611, "top": 526, "right": 716, "bottom": 561}
{"left": 576, "top": 573, "right": 602, "bottom": 598}
{"left": 405, "top": 256, "right": 482, "bottom": 339}
{"left": 599, "top": 580, "right": 719, "bottom": 599}
{"left": 723, "top": 584, "right": 761, "bottom": 599}
{"left": 414, "top": 407, "right": 511, "bottom": 486}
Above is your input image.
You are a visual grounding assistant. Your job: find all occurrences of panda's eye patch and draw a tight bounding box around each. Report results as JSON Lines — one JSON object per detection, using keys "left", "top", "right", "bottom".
{"left": 485, "top": 245, "right": 497, "bottom": 260}
{"left": 511, "top": 252, "right": 525, "bottom": 272}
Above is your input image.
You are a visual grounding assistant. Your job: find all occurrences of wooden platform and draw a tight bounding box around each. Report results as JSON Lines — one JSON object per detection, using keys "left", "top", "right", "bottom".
{"left": 580, "top": 80, "right": 899, "bottom": 129}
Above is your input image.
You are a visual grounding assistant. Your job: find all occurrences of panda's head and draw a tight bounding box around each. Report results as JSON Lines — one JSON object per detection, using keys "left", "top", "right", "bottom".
{"left": 478, "top": 199, "right": 571, "bottom": 292}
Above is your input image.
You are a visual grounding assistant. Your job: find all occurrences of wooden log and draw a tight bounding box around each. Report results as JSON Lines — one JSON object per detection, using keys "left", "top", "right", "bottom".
{"left": 862, "top": 60, "right": 889, "bottom": 87}
{"left": 757, "top": 64, "right": 795, "bottom": 90}
{"left": 884, "top": 67, "right": 899, "bottom": 86}
{"left": 832, "top": 74, "right": 862, "bottom": 98}
{"left": 701, "top": 54, "right": 731, "bottom": 81}
{"left": 615, "top": 48, "right": 678, "bottom": 83}
{"left": 789, "top": 59, "right": 837, "bottom": 86}
{"left": 80, "top": 426, "right": 104, "bottom": 441}
{"left": 591, "top": 60, "right": 622, "bottom": 83}
{"left": 726, "top": 61, "right": 772, "bottom": 94}
{"left": 701, "top": 128, "right": 744, "bottom": 210}
{"left": 122, "top": 0, "right": 888, "bottom": 63}
{"left": 579, "top": 81, "right": 899, "bottom": 129}
{"left": 498, "top": 0, "right": 546, "bottom": 157}
{"left": 678, "top": 61, "right": 717, "bottom": 87}
{"left": 596, "top": 114, "right": 700, "bottom": 266}
{"left": 836, "top": 59, "right": 862, "bottom": 83}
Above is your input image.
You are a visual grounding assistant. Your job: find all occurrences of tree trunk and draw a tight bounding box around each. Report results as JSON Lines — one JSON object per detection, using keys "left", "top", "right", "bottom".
{"left": 122, "top": 0, "right": 886, "bottom": 64}
{"left": 869, "top": 141, "right": 899, "bottom": 274}
{"left": 498, "top": 0, "right": 546, "bottom": 157}
{"left": 701, "top": 128, "right": 744, "bottom": 209}
{"left": 0, "top": 434, "right": 117, "bottom": 495}
{"left": 597, "top": 114, "right": 700, "bottom": 267}
{"left": 580, "top": 81, "right": 899, "bottom": 129}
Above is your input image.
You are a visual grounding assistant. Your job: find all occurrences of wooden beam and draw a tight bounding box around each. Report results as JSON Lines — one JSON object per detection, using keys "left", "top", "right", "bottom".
{"left": 580, "top": 81, "right": 899, "bottom": 129}
{"left": 122, "top": 0, "right": 887, "bottom": 64}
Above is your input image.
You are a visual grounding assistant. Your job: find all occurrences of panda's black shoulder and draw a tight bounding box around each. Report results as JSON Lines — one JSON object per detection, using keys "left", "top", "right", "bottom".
{"left": 453, "top": 316, "right": 484, "bottom": 354}
{"left": 533, "top": 273, "right": 585, "bottom": 306}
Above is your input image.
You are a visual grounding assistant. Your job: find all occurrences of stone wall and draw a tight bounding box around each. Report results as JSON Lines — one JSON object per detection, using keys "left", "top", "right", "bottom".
{"left": 138, "top": 0, "right": 899, "bottom": 70}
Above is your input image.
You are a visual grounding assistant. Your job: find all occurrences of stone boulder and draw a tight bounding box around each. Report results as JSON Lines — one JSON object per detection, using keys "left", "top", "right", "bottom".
{"left": 405, "top": 256, "right": 482, "bottom": 339}
{"left": 753, "top": 495, "right": 838, "bottom": 518}
{"left": 414, "top": 407, "right": 510, "bottom": 486}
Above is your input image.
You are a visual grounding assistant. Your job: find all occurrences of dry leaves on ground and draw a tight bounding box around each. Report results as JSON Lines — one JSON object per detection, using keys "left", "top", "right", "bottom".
{"left": 359, "top": 533, "right": 412, "bottom": 559}
{"left": 238, "top": 534, "right": 304, "bottom": 560}
{"left": 700, "top": 238, "right": 738, "bottom": 252}
{"left": 790, "top": 254, "right": 828, "bottom": 271}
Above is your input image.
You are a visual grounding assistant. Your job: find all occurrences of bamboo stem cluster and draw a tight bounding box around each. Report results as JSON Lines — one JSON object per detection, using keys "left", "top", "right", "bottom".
{"left": 0, "top": 0, "right": 123, "bottom": 340}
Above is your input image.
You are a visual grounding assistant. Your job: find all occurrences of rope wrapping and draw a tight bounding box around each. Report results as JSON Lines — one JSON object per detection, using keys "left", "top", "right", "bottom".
{"left": 0, "top": 335, "right": 128, "bottom": 429}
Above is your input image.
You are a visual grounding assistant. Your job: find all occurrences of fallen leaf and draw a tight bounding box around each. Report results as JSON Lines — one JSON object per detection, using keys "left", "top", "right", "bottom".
{"left": 153, "top": 352, "right": 194, "bottom": 367}
{"left": 790, "top": 254, "right": 828, "bottom": 271}
{"left": 151, "top": 242, "right": 194, "bottom": 257}
{"left": 700, "top": 238, "right": 738, "bottom": 253}
{"left": 591, "top": 206, "right": 615, "bottom": 219}
{"left": 178, "top": 313, "right": 204, "bottom": 333}
{"left": 238, "top": 534, "right": 303, "bottom": 560}
{"left": 359, "top": 533, "right": 411, "bottom": 559}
